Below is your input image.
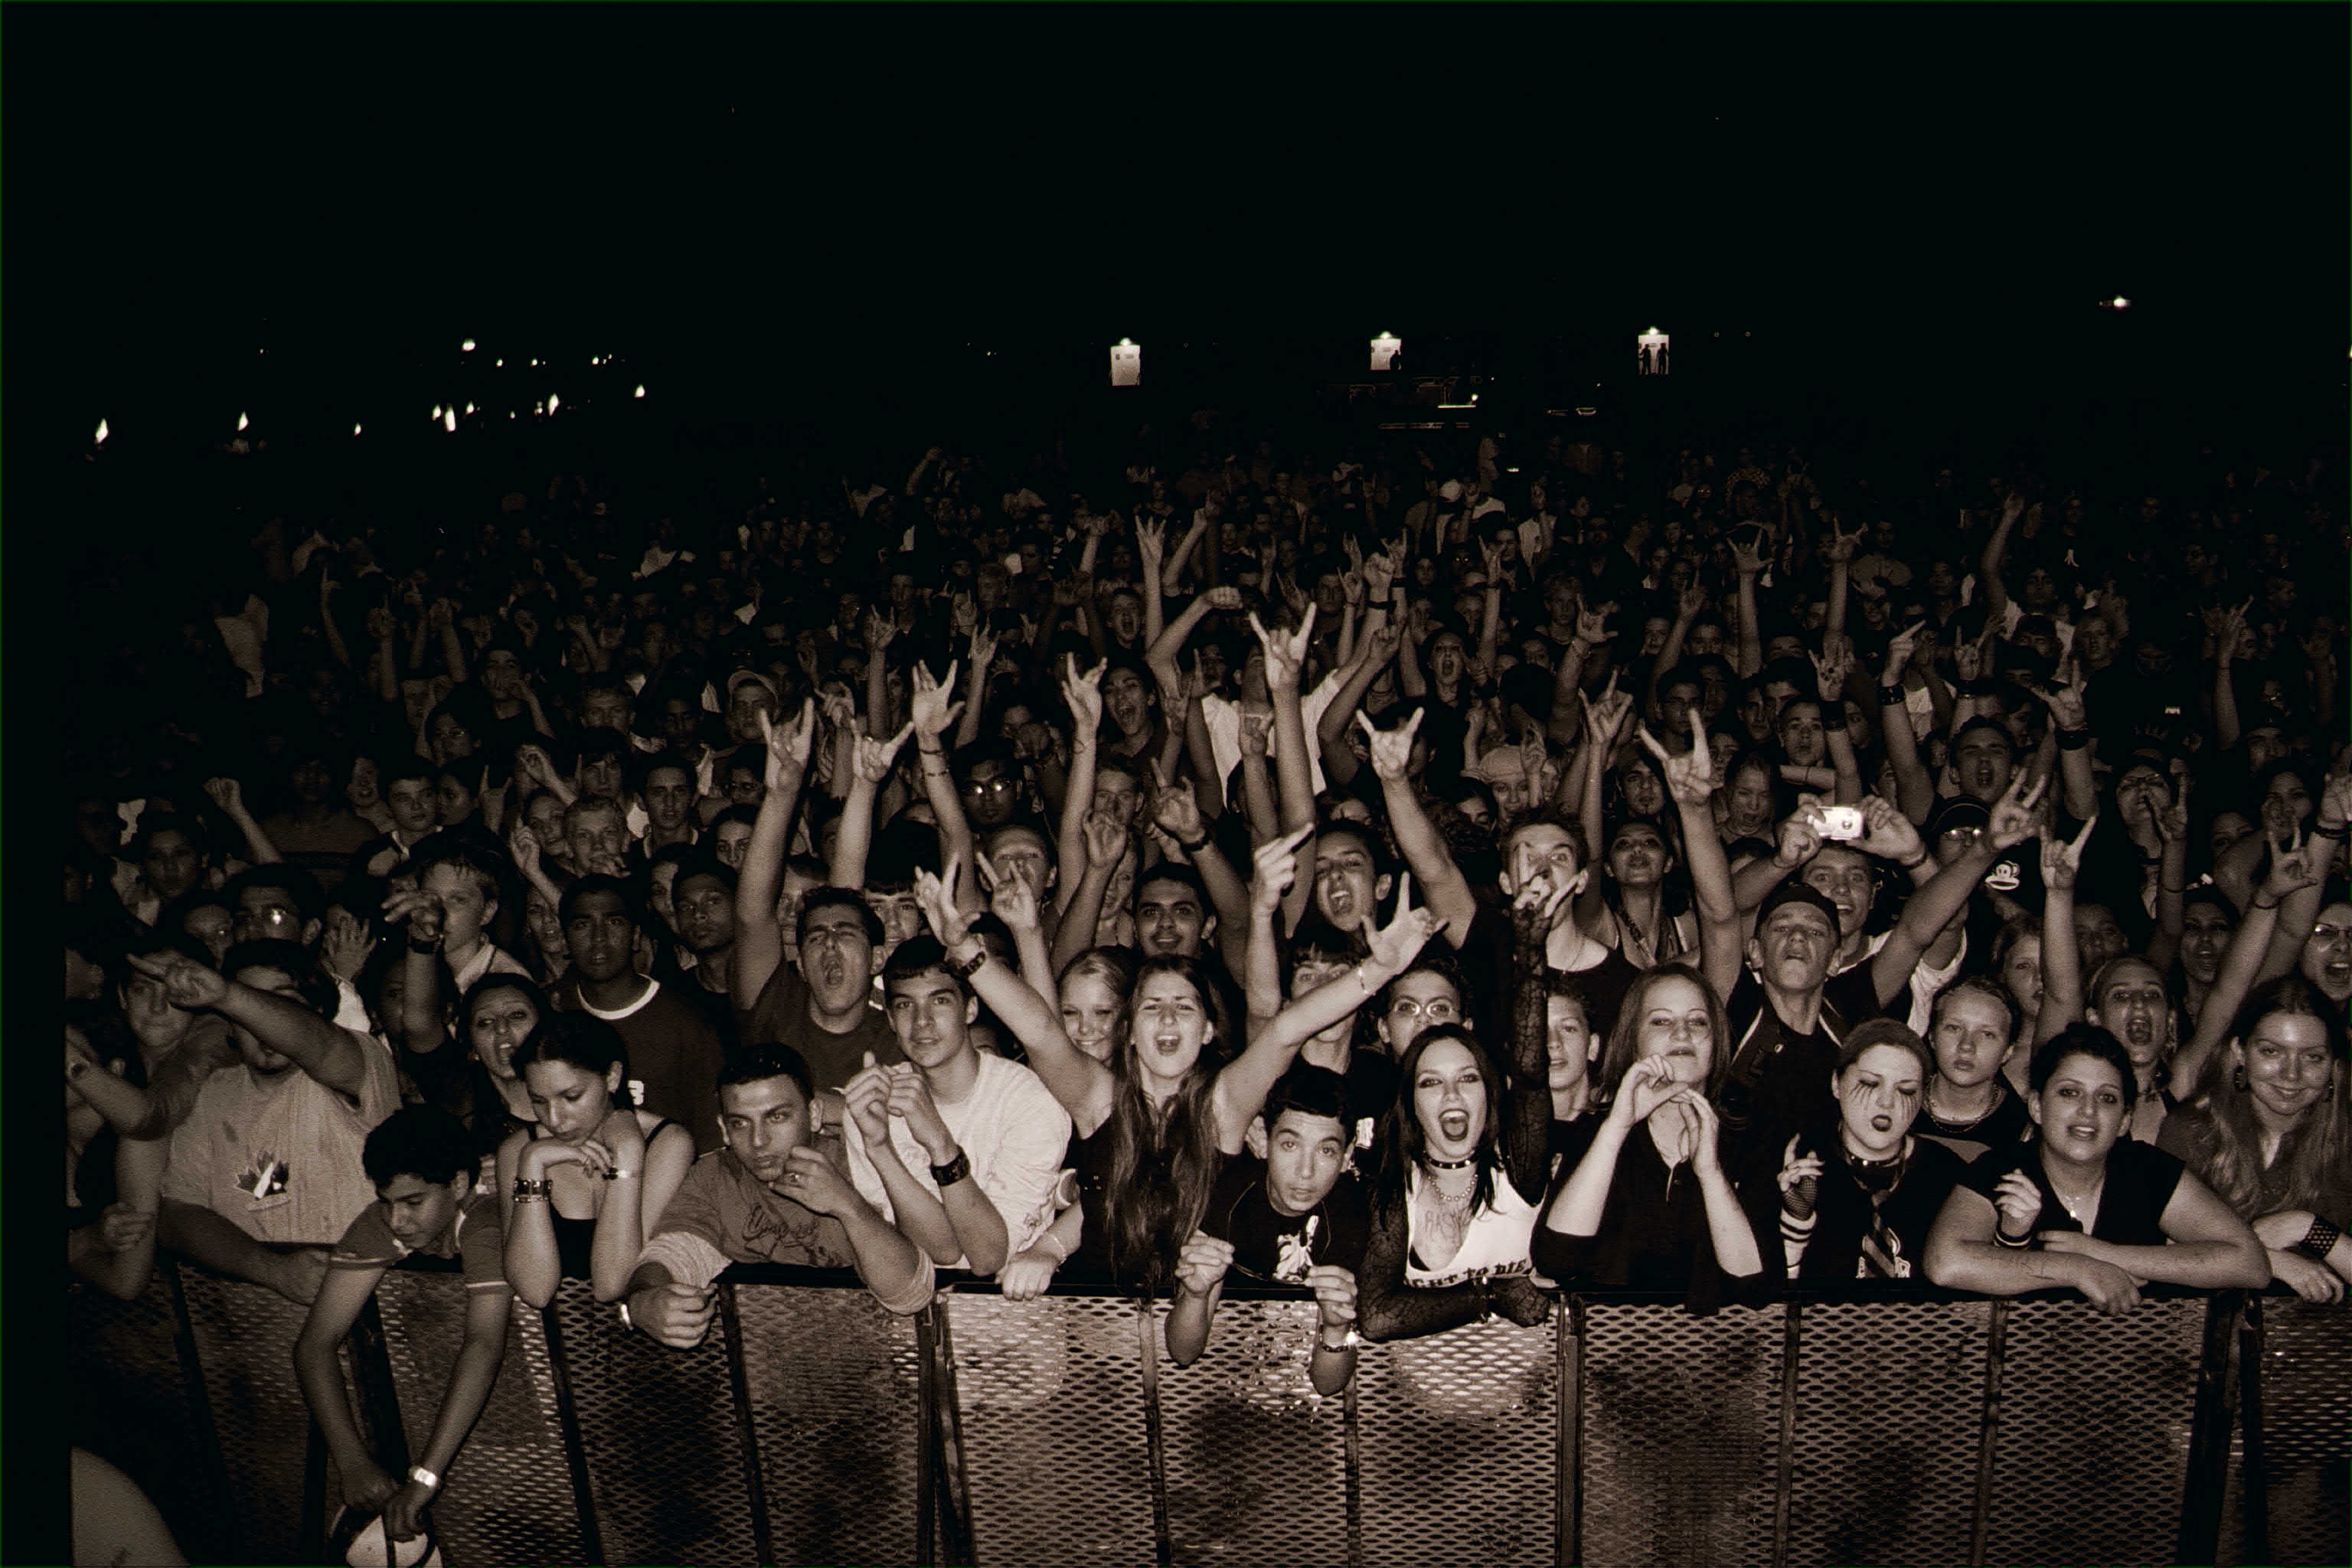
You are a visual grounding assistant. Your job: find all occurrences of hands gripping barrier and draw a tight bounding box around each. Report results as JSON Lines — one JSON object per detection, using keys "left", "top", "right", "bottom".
{"left": 68, "top": 1262, "right": 2351, "bottom": 1566}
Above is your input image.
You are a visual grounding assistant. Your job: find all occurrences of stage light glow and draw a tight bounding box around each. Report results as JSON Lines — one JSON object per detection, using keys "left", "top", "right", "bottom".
{"left": 547, "top": 393, "right": 560, "bottom": 414}
{"left": 464, "top": 403, "right": 475, "bottom": 416}
{"left": 237, "top": 413, "right": 249, "bottom": 432}
{"left": 353, "top": 423, "right": 363, "bottom": 436}
{"left": 95, "top": 419, "right": 109, "bottom": 444}
{"left": 634, "top": 384, "right": 646, "bottom": 399}
{"left": 462, "top": 339, "right": 477, "bottom": 352}
{"left": 444, "top": 409, "right": 457, "bottom": 433}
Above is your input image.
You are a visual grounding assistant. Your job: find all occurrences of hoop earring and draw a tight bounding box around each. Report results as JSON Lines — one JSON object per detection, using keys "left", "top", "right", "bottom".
{"left": 2233, "top": 1065, "right": 2249, "bottom": 1093}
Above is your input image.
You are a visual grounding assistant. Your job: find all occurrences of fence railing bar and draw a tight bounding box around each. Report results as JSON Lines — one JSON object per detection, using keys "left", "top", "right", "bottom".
{"left": 2237, "top": 1291, "right": 2269, "bottom": 1565}
{"left": 932, "top": 1301, "right": 976, "bottom": 1567}
{"left": 2177, "top": 1290, "right": 2242, "bottom": 1566}
{"left": 916, "top": 1305, "right": 939, "bottom": 1568}
{"left": 302, "top": 1416, "right": 330, "bottom": 1566}
{"left": 1135, "top": 1301, "right": 1173, "bottom": 1568}
{"left": 1966, "top": 1298, "right": 2008, "bottom": 1568}
{"left": 716, "top": 1281, "right": 776, "bottom": 1567}
{"left": 165, "top": 1264, "right": 243, "bottom": 1563}
{"left": 1769, "top": 1301, "right": 1802, "bottom": 1568}
{"left": 1563, "top": 1294, "right": 1588, "bottom": 1568}
{"left": 534, "top": 1301, "right": 606, "bottom": 1566}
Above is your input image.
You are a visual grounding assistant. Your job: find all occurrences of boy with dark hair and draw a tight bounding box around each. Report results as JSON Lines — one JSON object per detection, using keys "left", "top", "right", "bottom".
{"left": 1170, "top": 1063, "right": 1369, "bottom": 1393}
{"left": 551, "top": 874, "right": 727, "bottom": 1151}
{"left": 352, "top": 755, "right": 443, "bottom": 881}
{"left": 296, "top": 1106, "right": 509, "bottom": 1551}
{"left": 623, "top": 1044, "right": 934, "bottom": 1347}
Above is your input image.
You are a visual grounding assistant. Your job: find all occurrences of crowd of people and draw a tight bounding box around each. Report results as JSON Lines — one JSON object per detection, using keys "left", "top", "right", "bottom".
{"left": 64, "top": 415, "right": 2350, "bottom": 1550}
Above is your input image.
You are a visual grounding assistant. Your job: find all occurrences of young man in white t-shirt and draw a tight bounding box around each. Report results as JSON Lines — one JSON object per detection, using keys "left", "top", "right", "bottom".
{"left": 839, "top": 936, "right": 1072, "bottom": 1274}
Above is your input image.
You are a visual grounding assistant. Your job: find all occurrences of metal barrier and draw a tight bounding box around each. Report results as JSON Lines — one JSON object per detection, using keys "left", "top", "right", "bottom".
{"left": 68, "top": 1263, "right": 2350, "bottom": 1566}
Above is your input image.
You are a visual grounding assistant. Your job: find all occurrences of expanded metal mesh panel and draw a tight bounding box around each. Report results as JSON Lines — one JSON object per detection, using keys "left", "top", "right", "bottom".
{"left": 1577, "top": 1302, "right": 1781, "bottom": 1568}
{"left": 2220, "top": 1297, "right": 2352, "bottom": 1568}
{"left": 177, "top": 1268, "right": 328, "bottom": 1563}
{"left": 1354, "top": 1313, "right": 1559, "bottom": 1568}
{"left": 730, "top": 1282, "right": 923, "bottom": 1566}
{"left": 1782, "top": 1297, "right": 1990, "bottom": 1568}
{"left": 371, "top": 1271, "right": 586, "bottom": 1566}
{"left": 1155, "top": 1297, "right": 1351, "bottom": 1566}
{"left": 546, "top": 1276, "right": 760, "bottom": 1566}
{"left": 67, "top": 1274, "right": 238, "bottom": 1563}
{"left": 1982, "top": 1295, "right": 2205, "bottom": 1567}
{"left": 945, "top": 1293, "right": 1158, "bottom": 1566}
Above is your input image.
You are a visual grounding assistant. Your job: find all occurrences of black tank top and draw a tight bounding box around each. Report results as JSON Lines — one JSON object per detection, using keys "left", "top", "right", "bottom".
{"left": 533, "top": 1117, "right": 678, "bottom": 1279}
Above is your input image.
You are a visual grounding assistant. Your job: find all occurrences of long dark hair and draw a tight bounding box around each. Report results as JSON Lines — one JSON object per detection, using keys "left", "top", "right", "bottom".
{"left": 2180, "top": 975, "right": 2352, "bottom": 1218}
{"left": 1373, "top": 1025, "right": 1513, "bottom": 1222}
{"left": 1102, "top": 955, "right": 1231, "bottom": 1292}
{"left": 1594, "top": 962, "right": 1733, "bottom": 1107}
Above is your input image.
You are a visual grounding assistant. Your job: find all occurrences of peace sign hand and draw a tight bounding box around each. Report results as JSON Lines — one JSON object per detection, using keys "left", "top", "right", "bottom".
{"left": 1985, "top": 770, "right": 2052, "bottom": 852}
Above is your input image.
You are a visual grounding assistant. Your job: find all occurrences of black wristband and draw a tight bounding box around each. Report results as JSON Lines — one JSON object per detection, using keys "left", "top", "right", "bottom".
{"left": 2296, "top": 1217, "right": 2342, "bottom": 1261}
{"left": 1818, "top": 704, "right": 1848, "bottom": 732}
{"left": 930, "top": 1147, "right": 972, "bottom": 1188}
{"left": 407, "top": 937, "right": 445, "bottom": 956}
{"left": 1878, "top": 684, "right": 1907, "bottom": 705}
{"left": 1177, "top": 831, "right": 1212, "bottom": 855}
{"left": 2055, "top": 727, "right": 2092, "bottom": 751}
{"left": 1994, "top": 1225, "right": 2034, "bottom": 1249}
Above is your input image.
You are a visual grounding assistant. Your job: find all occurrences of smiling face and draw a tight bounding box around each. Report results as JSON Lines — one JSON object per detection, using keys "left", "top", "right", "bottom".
{"left": 1632, "top": 973, "right": 1715, "bottom": 1085}
{"left": 1837, "top": 1043, "right": 1925, "bottom": 1160}
{"left": 2233, "top": 1011, "right": 2337, "bottom": 1127}
{"left": 2029, "top": 1052, "right": 2129, "bottom": 1167}
{"left": 1800, "top": 846, "right": 1873, "bottom": 943}
{"left": 1060, "top": 969, "right": 1125, "bottom": 1063}
{"left": 1412, "top": 1035, "right": 1487, "bottom": 1161}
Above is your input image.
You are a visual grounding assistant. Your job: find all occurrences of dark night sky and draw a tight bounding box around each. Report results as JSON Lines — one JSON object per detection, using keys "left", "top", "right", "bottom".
{"left": 11, "top": 5, "right": 2345, "bottom": 449}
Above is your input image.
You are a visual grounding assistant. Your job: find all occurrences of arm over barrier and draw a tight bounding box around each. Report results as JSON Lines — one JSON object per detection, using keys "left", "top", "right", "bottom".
{"left": 70, "top": 1259, "right": 2351, "bottom": 1566}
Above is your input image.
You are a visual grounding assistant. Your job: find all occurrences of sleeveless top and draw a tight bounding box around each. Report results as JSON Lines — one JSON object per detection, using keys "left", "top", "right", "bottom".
{"left": 1403, "top": 1165, "right": 1539, "bottom": 1289}
{"left": 531, "top": 1116, "right": 680, "bottom": 1279}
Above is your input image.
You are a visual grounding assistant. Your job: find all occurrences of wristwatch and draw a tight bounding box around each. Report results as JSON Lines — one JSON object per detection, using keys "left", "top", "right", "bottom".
{"left": 408, "top": 1465, "right": 443, "bottom": 1493}
{"left": 1318, "top": 1324, "right": 1364, "bottom": 1352}
{"left": 930, "top": 1147, "right": 973, "bottom": 1188}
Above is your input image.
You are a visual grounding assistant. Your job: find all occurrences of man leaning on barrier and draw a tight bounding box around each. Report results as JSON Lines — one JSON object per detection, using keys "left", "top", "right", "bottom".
{"left": 621, "top": 1044, "right": 936, "bottom": 1348}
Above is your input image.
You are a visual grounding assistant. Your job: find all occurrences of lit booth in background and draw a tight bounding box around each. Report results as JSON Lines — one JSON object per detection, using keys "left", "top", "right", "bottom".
{"left": 1369, "top": 332, "right": 1401, "bottom": 371}
{"left": 1109, "top": 339, "right": 1141, "bottom": 387}
{"left": 1637, "top": 327, "right": 1670, "bottom": 376}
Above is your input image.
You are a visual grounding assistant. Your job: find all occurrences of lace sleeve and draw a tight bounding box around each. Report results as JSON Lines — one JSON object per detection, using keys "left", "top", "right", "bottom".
{"left": 1355, "top": 1198, "right": 1488, "bottom": 1344}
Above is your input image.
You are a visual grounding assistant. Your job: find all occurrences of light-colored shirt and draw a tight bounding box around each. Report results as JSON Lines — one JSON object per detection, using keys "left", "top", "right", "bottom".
{"left": 842, "top": 1052, "right": 1072, "bottom": 1268}
{"left": 162, "top": 1035, "right": 400, "bottom": 1245}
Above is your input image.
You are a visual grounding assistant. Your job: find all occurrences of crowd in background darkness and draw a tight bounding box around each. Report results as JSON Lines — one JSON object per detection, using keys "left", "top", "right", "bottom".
{"left": 62, "top": 410, "right": 2352, "bottom": 1553}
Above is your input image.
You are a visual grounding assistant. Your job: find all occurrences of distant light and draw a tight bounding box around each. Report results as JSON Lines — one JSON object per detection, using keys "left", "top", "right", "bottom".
{"left": 633, "top": 384, "right": 646, "bottom": 399}
{"left": 462, "top": 339, "right": 477, "bottom": 353}
{"left": 353, "top": 423, "right": 363, "bottom": 436}
{"left": 531, "top": 358, "right": 540, "bottom": 368}
{"left": 547, "top": 393, "right": 560, "bottom": 414}
{"left": 237, "top": 412, "right": 250, "bottom": 432}
{"left": 95, "top": 418, "right": 109, "bottom": 445}
{"left": 2112, "top": 296, "right": 2130, "bottom": 309}
{"left": 464, "top": 402, "right": 475, "bottom": 416}
{"left": 432, "top": 405, "right": 443, "bottom": 420}
{"left": 534, "top": 400, "right": 546, "bottom": 416}
{"left": 1575, "top": 407, "right": 1598, "bottom": 417}
{"left": 1506, "top": 466, "right": 1521, "bottom": 473}
{"left": 443, "top": 409, "right": 457, "bottom": 433}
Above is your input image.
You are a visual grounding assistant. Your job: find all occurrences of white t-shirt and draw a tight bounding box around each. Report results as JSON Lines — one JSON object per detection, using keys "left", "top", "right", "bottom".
{"left": 1200, "top": 669, "right": 1348, "bottom": 804}
{"left": 162, "top": 1038, "right": 400, "bottom": 1246}
{"left": 842, "top": 1050, "right": 1073, "bottom": 1269}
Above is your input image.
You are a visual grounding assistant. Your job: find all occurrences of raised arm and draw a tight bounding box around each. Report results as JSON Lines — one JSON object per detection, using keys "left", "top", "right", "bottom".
{"left": 1810, "top": 640, "right": 1864, "bottom": 805}
{"left": 830, "top": 722, "right": 915, "bottom": 890}
{"left": 2145, "top": 780, "right": 2193, "bottom": 976}
{"left": 1148, "top": 760, "right": 1252, "bottom": 978}
{"left": 1361, "top": 707, "right": 1478, "bottom": 946}
{"left": 2037, "top": 667, "right": 2100, "bottom": 825}
{"left": 1135, "top": 518, "right": 1168, "bottom": 649}
{"left": 1731, "top": 535, "right": 1766, "bottom": 679}
{"left": 1055, "top": 657, "right": 1106, "bottom": 917}
{"left": 1643, "top": 720, "right": 1743, "bottom": 1000}
{"left": 2034, "top": 812, "right": 2090, "bottom": 1049}
{"left": 916, "top": 864, "right": 1114, "bottom": 1134}
{"left": 1877, "top": 624, "right": 1936, "bottom": 825}
{"left": 203, "top": 776, "right": 283, "bottom": 866}
{"left": 1978, "top": 492, "right": 2023, "bottom": 632}
{"left": 908, "top": 659, "right": 980, "bottom": 912}
{"left": 1316, "top": 621, "right": 1399, "bottom": 792}
{"left": 2168, "top": 841, "right": 2311, "bottom": 1097}
{"left": 128, "top": 952, "right": 370, "bottom": 1099}
{"left": 733, "top": 701, "right": 816, "bottom": 1010}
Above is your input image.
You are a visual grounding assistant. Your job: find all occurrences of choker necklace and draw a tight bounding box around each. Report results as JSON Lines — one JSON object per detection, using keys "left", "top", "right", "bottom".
{"left": 1424, "top": 1154, "right": 1476, "bottom": 1170}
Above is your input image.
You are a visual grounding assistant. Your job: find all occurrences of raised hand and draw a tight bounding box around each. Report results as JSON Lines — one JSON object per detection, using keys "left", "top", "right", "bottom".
{"left": 1637, "top": 718, "right": 1717, "bottom": 808}
{"left": 2155, "top": 776, "right": 2191, "bottom": 845}
{"left": 1341, "top": 569, "right": 1367, "bottom": 609}
{"left": 1677, "top": 580, "right": 1707, "bottom": 623}
{"left": 1681, "top": 1090, "right": 1728, "bottom": 1180}
{"left": 1583, "top": 672, "right": 1634, "bottom": 746}
{"left": 1203, "top": 584, "right": 1245, "bottom": 612}
{"left": 2317, "top": 772, "right": 2352, "bottom": 832}
{"left": 842, "top": 1051, "right": 899, "bottom": 1151}
{"left": 1773, "top": 808, "right": 1825, "bottom": 871}
{"left": 2034, "top": 667, "right": 2089, "bottom": 732}
{"left": 853, "top": 722, "right": 916, "bottom": 784}
{"left": 2213, "top": 597, "right": 2252, "bottom": 666}
{"left": 1060, "top": 655, "right": 1107, "bottom": 742}
{"left": 885, "top": 1064, "right": 956, "bottom": 1162}
{"left": 913, "top": 863, "right": 978, "bottom": 949}
{"left": 1355, "top": 705, "right": 1425, "bottom": 782}
{"left": 969, "top": 623, "right": 1001, "bottom": 679}
{"left": 760, "top": 698, "right": 818, "bottom": 788}
{"left": 1853, "top": 795, "right": 1925, "bottom": 864}
{"left": 1148, "top": 760, "right": 1206, "bottom": 845}
{"left": 1730, "top": 536, "right": 1766, "bottom": 578}
{"left": 1575, "top": 604, "right": 1612, "bottom": 645}
{"left": 1823, "top": 523, "right": 1860, "bottom": 565}
{"left": 978, "top": 855, "right": 1042, "bottom": 933}
{"left": 1135, "top": 517, "right": 1165, "bottom": 571}
{"left": 1478, "top": 540, "right": 1505, "bottom": 587}
{"left": 321, "top": 906, "right": 377, "bottom": 985}
{"left": 1991, "top": 1169, "right": 2043, "bottom": 1240}
{"left": 909, "top": 662, "right": 966, "bottom": 741}
{"left": 2259, "top": 827, "right": 2323, "bottom": 903}
{"left": 1237, "top": 710, "right": 1272, "bottom": 762}
{"left": 124, "top": 949, "right": 230, "bottom": 1013}
{"left": 1361, "top": 548, "right": 1396, "bottom": 603}
{"left": 202, "top": 775, "right": 247, "bottom": 818}
{"left": 2040, "top": 812, "right": 2098, "bottom": 893}
{"left": 1250, "top": 605, "right": 1318, "bottom": 692}
{"left": 1951, "top": 637, "right": 1985, "bottom": 683}
{"left": 1986, "top": 771, "right": 2052, "bottom": 851}
{"left": 1250, "top": 823, "right": 1315, "bottom": 916}
{"left": 1361, "top": 873, "right": 1440, "bottom": 974}
{"left": 1882, "top": 621, "right": 1926, "bottom": 684}
{"left": 1510, "top": 875, "right": 1576, "bottom": 944}
{"left": 1809, "top": 639, "right": 1851, "bottom": 704}
{"left": 1080, "top": 808, "right": 1129, "bottom": 875}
